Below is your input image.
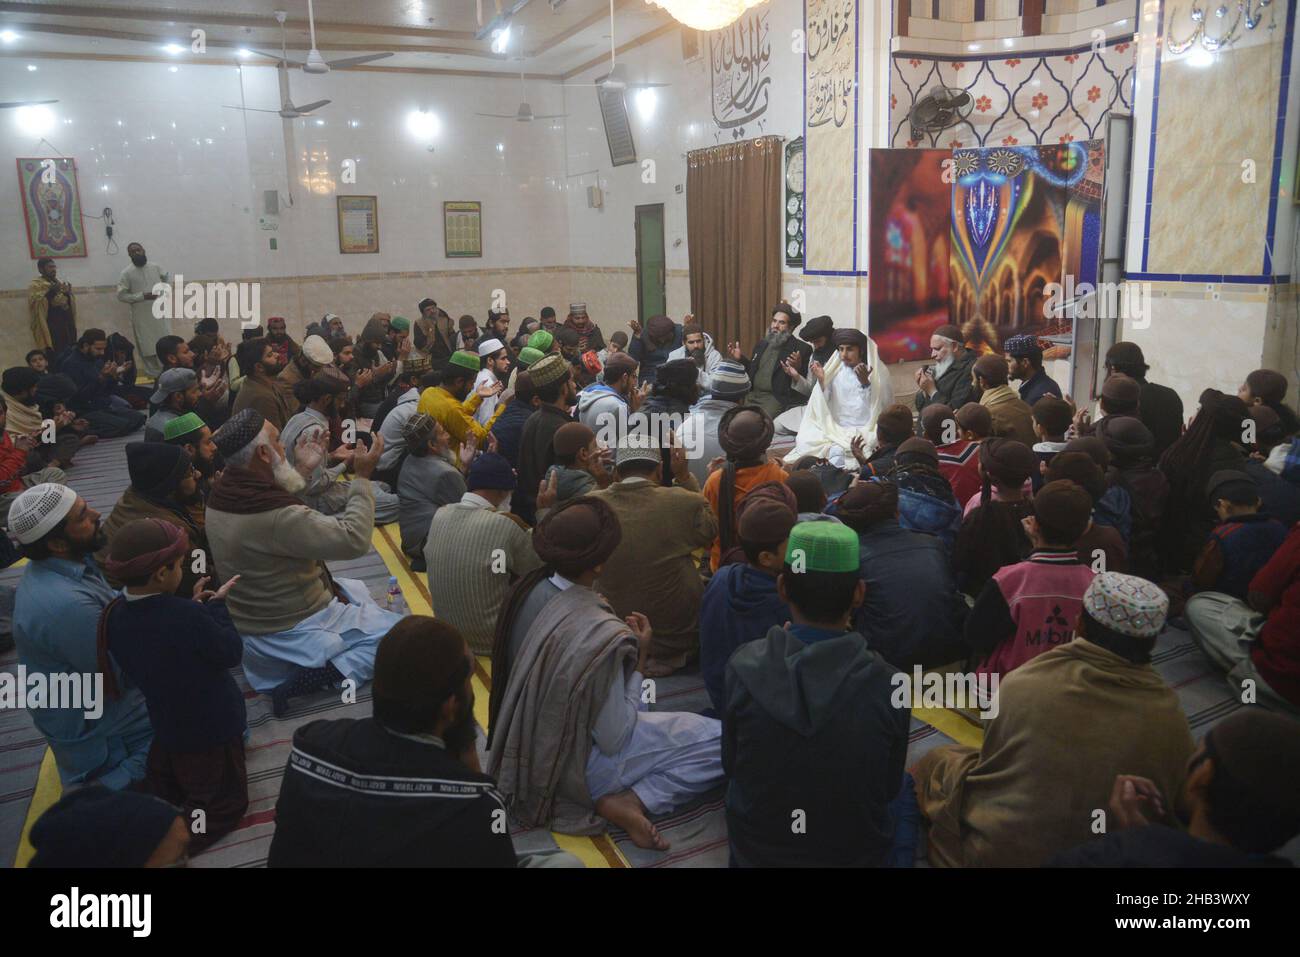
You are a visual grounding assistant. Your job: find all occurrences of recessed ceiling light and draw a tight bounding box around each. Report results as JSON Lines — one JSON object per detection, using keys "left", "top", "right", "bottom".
{"left": 169, "top": 66, "right": 178, "bottom": 72}
{"left": 237, "top": 48, "right": 252, "bottom": 58}
{"left": 1, "top": 30, "right": 19, "bottom": 43}
{"left": 26, "top": 63, "right": 37, "bottom": 71}
{"left": 163, "top": 43, "right": 185, "bottom": 55}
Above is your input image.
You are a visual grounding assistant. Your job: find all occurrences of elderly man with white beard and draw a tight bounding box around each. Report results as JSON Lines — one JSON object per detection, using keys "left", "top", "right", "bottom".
{"left": 203, "top": 408, "right": 401, "bottom": 717}
{"left": 914, "top": 323, "right": 977, "bottom": 418}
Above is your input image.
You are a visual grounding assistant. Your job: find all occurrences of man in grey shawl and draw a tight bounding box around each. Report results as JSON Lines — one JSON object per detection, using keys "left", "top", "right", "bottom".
{"left": 486, "top": 496, "right": 723, "bottom": 850}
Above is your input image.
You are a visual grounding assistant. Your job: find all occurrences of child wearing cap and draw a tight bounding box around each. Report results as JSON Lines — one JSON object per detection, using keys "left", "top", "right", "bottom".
{"left": 722, "top": 521, "right": 911, "bottom": 867}
{"left": 99, "top": 517, "right": 247, "bottom": 853}
{"left": 1192, "top": 471, "right": 1288, "bottom": 601}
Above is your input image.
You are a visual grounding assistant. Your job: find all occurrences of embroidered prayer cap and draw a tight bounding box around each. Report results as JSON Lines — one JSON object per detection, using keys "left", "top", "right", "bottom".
{"left": 149, "top": 367, "right": 197, "bottom": 404}
{"left": 581, "top": 351, "right": 603, "bottom": 376}
{"left": 614, "top": 435, "right": 662, "bottom": 469}
{"left": 389, "top": 316, "right": 411, "bottom": 333}
{"left": 211, "top": 407, "right": 265, "bottom": 459}
{"left": 104, "top": 517, "right": 188, "bottom": 581}
{"left": 477, "top": 337, "right": 505, "bottom": 357}
{"left": 801, "top": 315, "right": 833, "bottom": 342}
{"left": 401, "top": 412, "right": 436, "bottom": 447}
{"left": 1082, "top": 572, "right": 1169, "bottom": 639}
{"left": 527, "top": 330, "right": 555, "bottom": 353}
{"left": 8, "top": 482, "right": 77, "bottom": 544}
{"left": 28, "top": 786, "right": 182, "bottom": 868}
{"left": 467, "top": 452, "right": 517, "bottom": 492}
{"left": 528, "top": 353, "right": 569, "bottom": 387}
{"left": 1003, "top": 334, "right": 1042, "bottom": 359}
{"left": 517, "top": 347, "right": 544, "bottom": 368}
{"left": 404, "top": 353, "right": 431, "bottom": 375}
{"left": 163, "top": 411, "right": 206, "bottom": 443}
{"left": 301, "top": 335, "right": 333, "bottom": 366}
{"left": 784, "top": 520, "right": 859, "bottom": 573}
{"left": 447, "top": 350, "right": 481, "bottom": 374}
{"left": 710, "top": 360, "right": 751, "bottom": 397}
{"left": 568, "top": 302, "right": 588, "bottom": 316}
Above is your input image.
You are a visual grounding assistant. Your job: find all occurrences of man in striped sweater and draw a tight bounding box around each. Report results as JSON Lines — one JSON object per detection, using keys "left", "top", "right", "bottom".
{"left": 423, "top": 452, "right": 549, "bottom": 655}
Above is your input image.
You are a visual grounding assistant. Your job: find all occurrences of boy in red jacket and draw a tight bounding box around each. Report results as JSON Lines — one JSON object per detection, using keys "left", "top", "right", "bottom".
{"left": 0, "top": 396, "right": 66, "bottom": 528}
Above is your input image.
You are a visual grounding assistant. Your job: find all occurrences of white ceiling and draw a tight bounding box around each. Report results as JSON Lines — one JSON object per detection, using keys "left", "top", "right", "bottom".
{"left": 0, "top": 0, "right": 679, "bottom": 78}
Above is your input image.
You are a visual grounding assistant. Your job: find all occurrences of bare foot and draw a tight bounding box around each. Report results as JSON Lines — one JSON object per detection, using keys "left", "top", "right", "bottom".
{"left": 595, "top": 789, "right": 669, "bottom": 851}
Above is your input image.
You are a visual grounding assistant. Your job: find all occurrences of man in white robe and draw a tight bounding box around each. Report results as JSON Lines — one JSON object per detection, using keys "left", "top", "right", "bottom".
{"left": 785, "top": 328, "right": 894, "bottom": 468}
{"left": 116, "top": 242, "right": 171, "bottom": 376}
{"left": 473, "top": 338, "right": 511, "bottom": 426}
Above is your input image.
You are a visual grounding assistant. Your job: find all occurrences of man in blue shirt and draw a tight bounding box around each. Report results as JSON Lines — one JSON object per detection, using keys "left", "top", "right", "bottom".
{"left": 10, "top": 483, "right": 152, "bottom": 790}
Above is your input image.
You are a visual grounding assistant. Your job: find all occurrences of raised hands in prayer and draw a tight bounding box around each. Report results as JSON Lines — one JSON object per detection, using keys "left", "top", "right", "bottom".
{"left": 351, "top": 432, "right": 383, "bottom": 479}
{"left": 629, "top": 380, "right": 651, "bottom": 413}
{"left": 458, "top": 433, "right": 479, "bottom": 471}
{"left": 192, "top": 573, "right": 240, "bottom": 603}
{"left": 780, "top": 352, "right": 803, "bottom": 380}
{"left": 915, "top": 365, "right": 936, "bottom": 396}
{"left": 850, "top": 433, "right": 869, "bottom": 467}
{"left": 668, "top": 430, "right": 690, "bottom": 484}
{"left": 1108, "top": 774, "right": 1166, "bottom": 829}
{"left": 809, "top": 359, "right": 826, "bottom": 388}
{"left": 536, "top": 470, "right": 560, "bottom": 512}
{"left": 476, "top": 379, "right": 504, "bottom": 399}
{"left": 727, "top": 341, "right": 744, "bottom": 361}
{"left": 707, "top": 454, "right": 726, "bottom": 474}
{"left": 397, "top": 336, "right": 412, "bottom": 359}
{"left": 852, "top": 362, "right": 872, "bottom": 387}
{"left": 294, "top": 427, "right": 328, "bottom": 477}
{"left": 628, "top": 318, "right": 642, "bottom": 336}
{"left": 355, "top": 367, "right": 375, "bottom": 389}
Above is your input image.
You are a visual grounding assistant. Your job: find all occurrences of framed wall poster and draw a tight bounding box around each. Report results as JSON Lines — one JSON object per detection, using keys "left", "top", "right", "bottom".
{"left": 16, "top": 157, "right": 88, "bottom": 258}
{"left": 444, "top": 201, "right": 483, "bottom": 258}
{"left": 337, "top": 195, "right": 379, "bottom": 253}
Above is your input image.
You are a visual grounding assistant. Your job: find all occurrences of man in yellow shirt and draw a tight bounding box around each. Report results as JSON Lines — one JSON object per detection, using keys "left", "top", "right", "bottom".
{"left": 416, "top": 350, "right": 506, "bottom": 463}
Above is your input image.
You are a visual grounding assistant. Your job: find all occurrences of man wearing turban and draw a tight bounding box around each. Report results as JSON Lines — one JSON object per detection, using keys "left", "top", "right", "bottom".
{"left": 784, "top": 327, "right": 894, "bottom": 469}
{"left": 488, "top": 498, "right": 723, "bottom": 850}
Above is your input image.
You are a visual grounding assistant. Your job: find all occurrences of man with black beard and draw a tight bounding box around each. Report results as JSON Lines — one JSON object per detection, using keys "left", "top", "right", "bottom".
{"left": 269, "top": 618, "right": 542, "bottom": 867}
{"left": 231, "top": 336, "right": 292, "bottom": 430}
{"left": 94, "top": 443, "right": 212, "bottom": 597}
{"left": 728, "top": 303, "right": 812, "bottom": 420}
{"left": 163, "top": 412, "right": 220, "bottom": 499}
{"left": 783, "top": 314, "right": 836, "bottom": 399}
{"left": 914, "top": 323, "right": 977, "bottom": 418}
{"left": 667, "top": 325, "right": 722, "bottom": 389}
{"left": 115, "top": 242, "right": 170, "bottom": 376}
{"left": 11, "top": 484, "right": 153, "bottom": 791}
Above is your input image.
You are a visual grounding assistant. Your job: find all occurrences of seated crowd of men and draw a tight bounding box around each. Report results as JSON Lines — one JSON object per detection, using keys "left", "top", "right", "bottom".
{"left": 7, "top": 302, "right": 1300, "bottom": 869}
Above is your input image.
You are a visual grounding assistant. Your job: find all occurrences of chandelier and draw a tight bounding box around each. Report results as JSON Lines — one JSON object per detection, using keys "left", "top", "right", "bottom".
{"left": 645, "top": 0, "right": 766, "bottom": 33}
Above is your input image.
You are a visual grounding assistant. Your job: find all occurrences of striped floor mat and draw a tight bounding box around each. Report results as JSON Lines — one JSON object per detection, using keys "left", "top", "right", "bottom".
{"left": 0, "top": 434, "right": 1280, "bottom": 868}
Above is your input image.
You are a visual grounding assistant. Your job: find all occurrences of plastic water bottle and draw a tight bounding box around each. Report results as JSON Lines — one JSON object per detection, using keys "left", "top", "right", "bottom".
{"left": 386, "top": 576, "right": 407, "bottom": 615}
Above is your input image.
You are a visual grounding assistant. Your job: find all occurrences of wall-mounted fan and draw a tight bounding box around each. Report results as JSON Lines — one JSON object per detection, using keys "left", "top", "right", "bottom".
{"left": 909, "top": 86, "right": 974, "bottom": 142}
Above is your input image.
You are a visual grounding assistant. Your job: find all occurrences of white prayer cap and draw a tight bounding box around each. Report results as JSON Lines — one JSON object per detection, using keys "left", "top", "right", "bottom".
{"left": 302, "top": 335, "right": 333, "bottom": 365}
{"left": 9, "top": 483, "right": 78, "bottom": 545}
{"left": 477, "top": 338, "right": 505, "bottom": 357}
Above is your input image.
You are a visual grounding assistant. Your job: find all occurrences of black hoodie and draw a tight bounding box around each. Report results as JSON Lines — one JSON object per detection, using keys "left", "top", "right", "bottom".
{"left": 269, "top": 718, "right": 517, "bottom": 868}
{"left": 723, "top": 626, "right": 909, "bottom": 867}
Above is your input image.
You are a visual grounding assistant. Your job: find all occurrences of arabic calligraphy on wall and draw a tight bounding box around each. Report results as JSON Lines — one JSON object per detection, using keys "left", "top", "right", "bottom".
{"left": 804, "top": 0, "right": 858, "bottom": 273}
{"left": 710, "top": 6, "right": 772, "bottom": 139}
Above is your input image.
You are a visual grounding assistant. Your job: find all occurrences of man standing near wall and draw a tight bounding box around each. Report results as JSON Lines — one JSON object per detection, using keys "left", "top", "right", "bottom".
{"left": 116, "top": 242, "right": 170, "bottom": 377}
{"left": 28, "top": 258, "right": 78, "bottom": 358}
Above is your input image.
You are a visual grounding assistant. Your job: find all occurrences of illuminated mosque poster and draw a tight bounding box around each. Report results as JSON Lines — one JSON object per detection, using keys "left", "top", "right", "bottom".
{"left": 16, "top": 157, "right": 88, "bottom": 259}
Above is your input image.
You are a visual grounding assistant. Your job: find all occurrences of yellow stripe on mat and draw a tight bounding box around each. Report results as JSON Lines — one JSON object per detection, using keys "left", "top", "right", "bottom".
{"left": 371, "top": 524, "right": 629, "bottom": 867}
{"left": 912, "top": 706, "right": 984, "bottom": 749}
{"left": 15, "top": 748, "right": 61, "bottom": 868}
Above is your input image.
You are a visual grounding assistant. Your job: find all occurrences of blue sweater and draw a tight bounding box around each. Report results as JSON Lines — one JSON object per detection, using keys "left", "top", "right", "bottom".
{"left": 490, "top": 399, "right": 533, "bottom": 467}
{"left": 700, "top": 563, "right": 789, "bottom": 713}
{"left": 105, "top": 595, "right": 246, "bottom": 753}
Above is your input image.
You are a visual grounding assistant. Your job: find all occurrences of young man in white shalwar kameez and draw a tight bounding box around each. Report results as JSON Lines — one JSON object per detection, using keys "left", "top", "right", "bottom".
{"left": 115, "top": 242, "right": 171, "bottom": 377}
{"left": 784, "top": 328, "right": 894, "bottom": 469}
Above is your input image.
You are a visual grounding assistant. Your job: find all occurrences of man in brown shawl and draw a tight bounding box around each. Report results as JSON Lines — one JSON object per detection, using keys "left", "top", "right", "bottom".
{"left": 913, "top": 571, "right": 1194, "bottom": 866}
{"left": 28, "top": 257, "right": 77, "bottom": 357}
{"left": 487, "top": 497, "right": 723, "bottom": 849}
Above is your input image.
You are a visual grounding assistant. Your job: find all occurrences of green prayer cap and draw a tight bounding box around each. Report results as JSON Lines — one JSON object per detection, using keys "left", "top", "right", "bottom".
{"left": 527, "top": 330, "right": 554, "bottom": 353}
{"left": 448, "top": 350, "right": 480, "bottom": 374}
{"left": 162, "top": 412, "right": 206, "bottom": 442}
{"left": 390, "top": 316, "right": 411, "bottom": 332}
{"left": 518, "top": 347, "right": 544, "bottom": 367}
{"left": 785, "top": 521, "right": 859, "bottom": 573}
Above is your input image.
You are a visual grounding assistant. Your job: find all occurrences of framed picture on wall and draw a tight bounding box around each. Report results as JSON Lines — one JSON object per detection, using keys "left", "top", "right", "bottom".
{"left": 16, "top": 157, "right": 88, "bottom": 258}
{"left": 337, "top": 195, "right": 379, "bottom": 253}
{"left": 444, "top": 201, "right": 483, "bottom": 258}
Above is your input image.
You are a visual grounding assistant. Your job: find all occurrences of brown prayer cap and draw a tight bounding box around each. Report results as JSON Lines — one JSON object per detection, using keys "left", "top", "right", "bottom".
{"left": 1064, "top": 435, "right": 1112, "bottom": 471}
{"left": 533, "top": 496, "right": 622, "bottom": 576}
{"left": 737, "top": 497, "right": 798, "bottom": 548}
{"left": 933, "top": 324, "right": 963, "bottom": 343}
{"left": 979, "top": 437, "right": 1037, "bottom": 485}
{"left": 1096, "top": 415, "right": 1154, "bottom": 462}
{"left": 921, "top": 403, "right": 955, "bottom": 443}
{"left": 896, "top": 436, "right": 939, "bottom": 465}
{"left": 104, "top": 518, "right": 188, "bottom": 580}
{"left": 835, "top": 480, "right": 898, "bottom": 531}
{"left": 954, "top": 401, "right": 993, "bottom": 437}
{"left": 553, "top": 422, "right": 596, "bottom": 459}
{"left": 1032, "top": 479, "right": 1093, "bottom": 544}
{"left": 1101, "top": 372, "right": 1141, "bottom": 405}
{"left": 973, "top": 353, "right": 1009, "bottom": 386}
{"left": 719, "top": 405, "right": 774, "bottom": 461}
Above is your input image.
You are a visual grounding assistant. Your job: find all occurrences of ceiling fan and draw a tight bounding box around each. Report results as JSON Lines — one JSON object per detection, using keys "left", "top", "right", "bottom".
{"left": 476, "top": 71, "right": 567, "bottom": 123}
{"left": 0, "top": 99, "right": 58, "bottom": 110}
{"left": 225, "top": 11, "right": 331, "bottom": 117}
{"left": 249, "top": 4, "right": 393, "bottom": 74}
{"left": 566, "top": 0, "right": 670, "bottom": 93}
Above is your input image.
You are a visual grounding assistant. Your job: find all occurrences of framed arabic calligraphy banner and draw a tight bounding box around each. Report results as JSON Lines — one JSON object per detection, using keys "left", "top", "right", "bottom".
{"left": 710, "top": 6, "right": 771, "bottom": 139}
{"left": 16, "top": 157, "right": 88, "bottom": 259}
{"left": 804, "top": 0, "right": 857, "bottom": 273}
